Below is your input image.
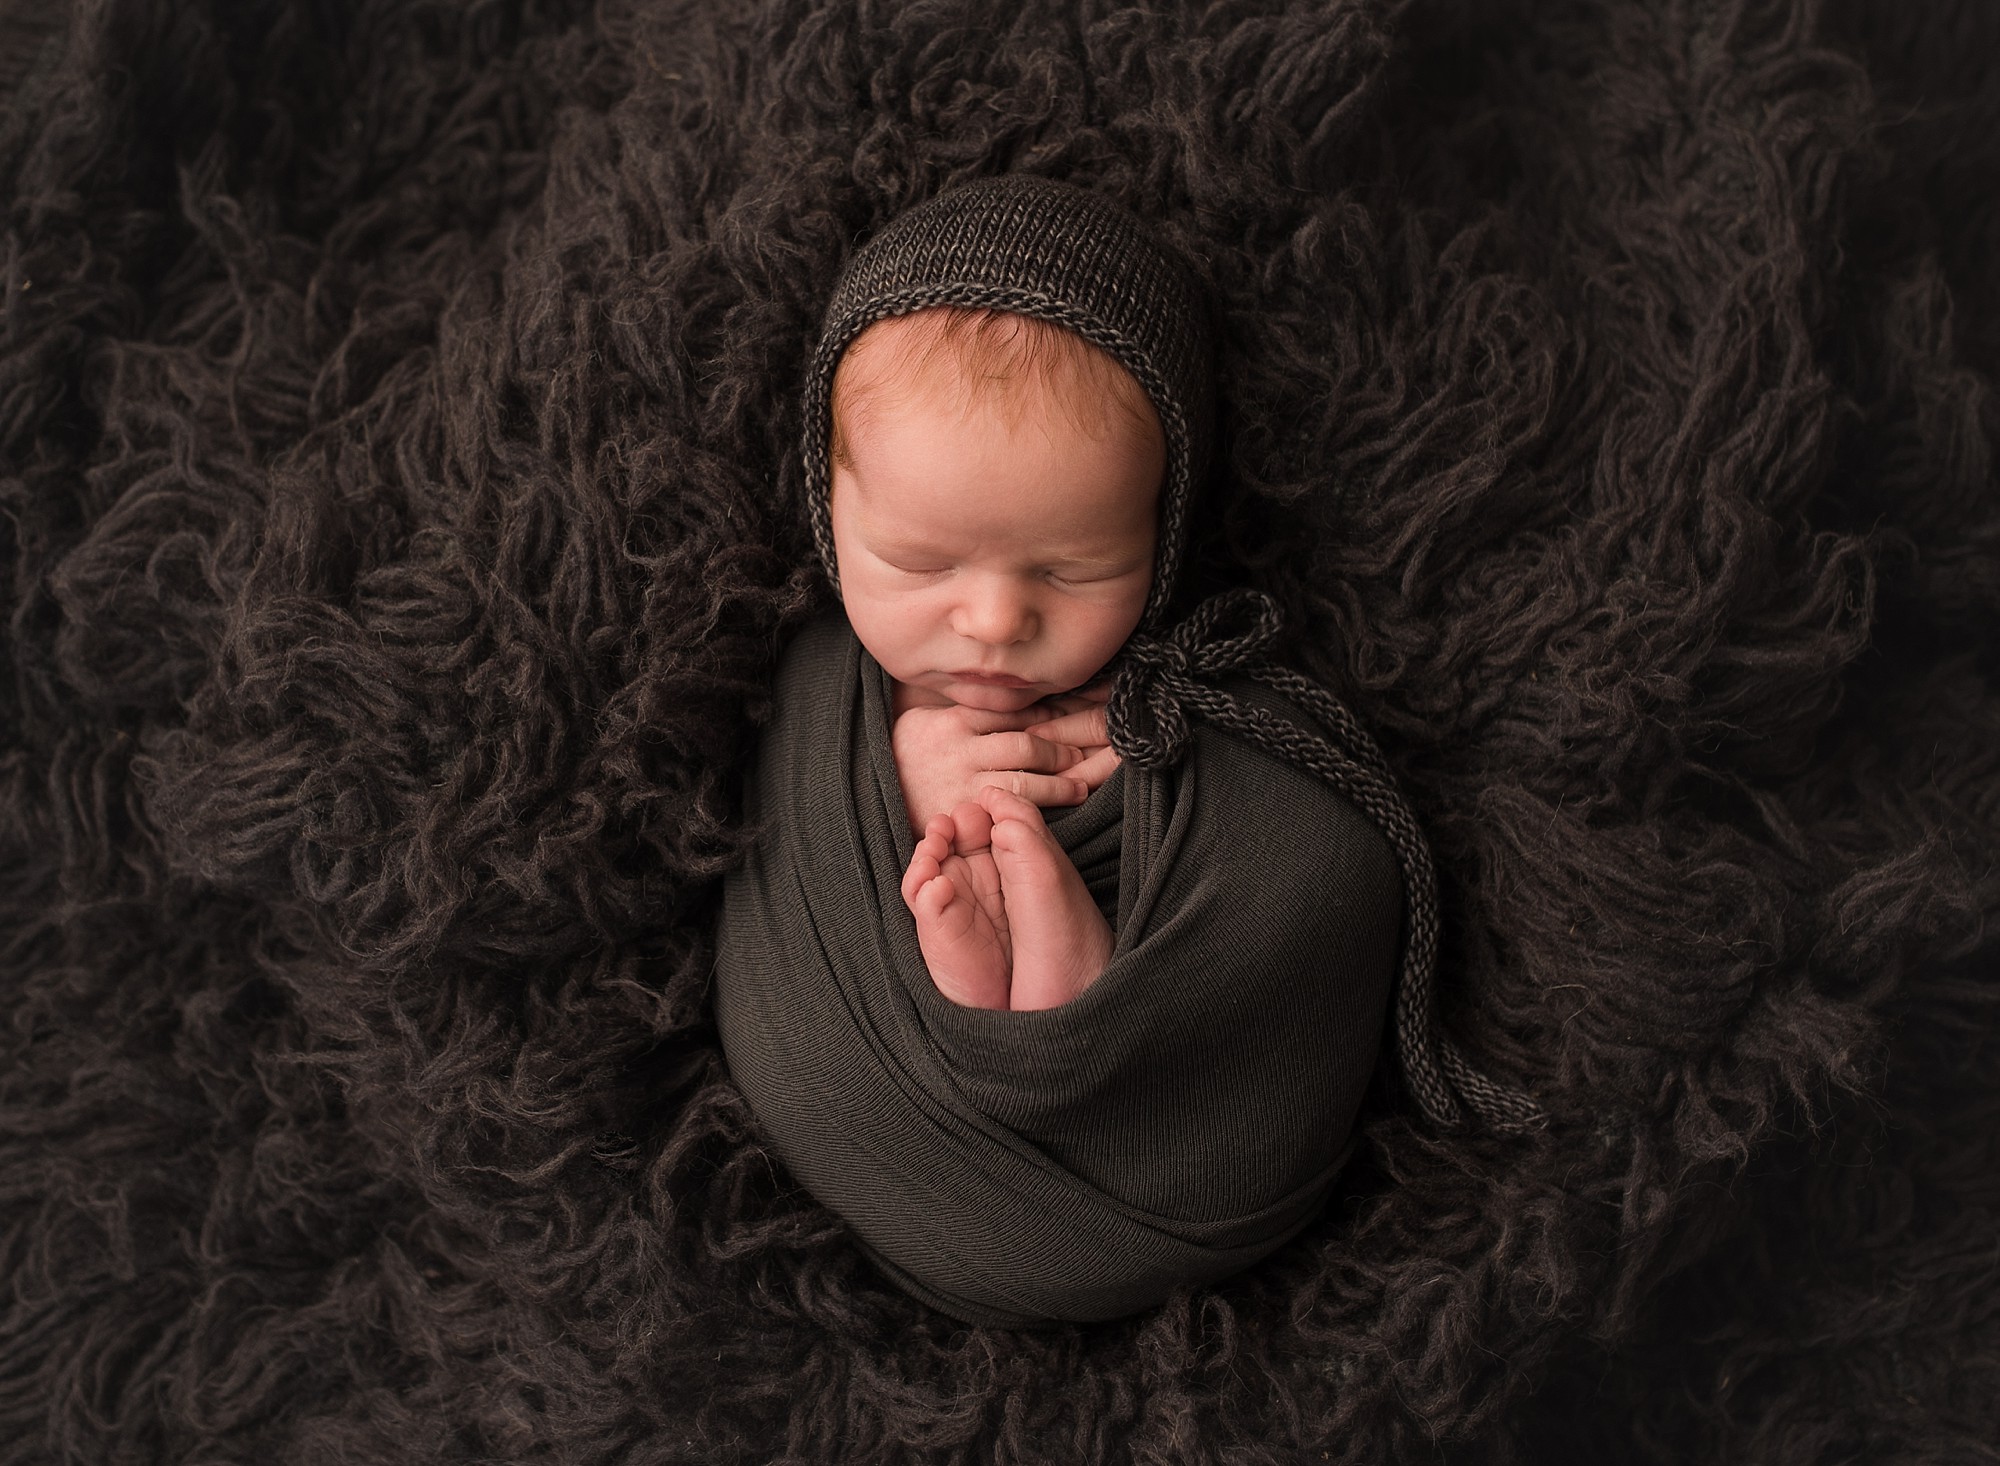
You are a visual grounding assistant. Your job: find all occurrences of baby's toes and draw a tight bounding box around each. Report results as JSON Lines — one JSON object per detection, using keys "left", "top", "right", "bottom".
{"left": 987, "top": 800, "right": 1068, "bottom": 881}
{"left": 910, "top": 868, "right": 1009, "bottom": 1011}
{"left": 911, "top": 870, "right": 976, "bottom": 957}
{"left": 913, "top": 870, "right": 960, "bottom": 926}
{"left": 900, "top": 847, "right": 942, "bottom": 910}
{"left": 988, "top": 813, "right": 1059, "bottom": 868}
{"left": 947, "top": 799, "right": 995, "bottom": 853}
{"left": 976, "top": 784, "right": 1050, "bottom": 835}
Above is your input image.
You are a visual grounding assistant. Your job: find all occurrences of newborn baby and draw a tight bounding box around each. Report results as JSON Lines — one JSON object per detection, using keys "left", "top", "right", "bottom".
{"left": 713, "top": 174, "right": 1518, "bottom": 1327}
{"left": 826, "top": 304, "right": 1164, "bottom": 1012}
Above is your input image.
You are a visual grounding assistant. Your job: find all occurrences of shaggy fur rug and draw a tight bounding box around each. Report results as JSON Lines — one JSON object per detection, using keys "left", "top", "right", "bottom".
{"left": 3, "top": 0, "right": 1996, "bottom": 1460}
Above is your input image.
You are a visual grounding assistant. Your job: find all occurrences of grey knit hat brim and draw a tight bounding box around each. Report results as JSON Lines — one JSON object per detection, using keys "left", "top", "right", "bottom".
{"left": 802, "top": 175, "right": 1216, "bottom": 634}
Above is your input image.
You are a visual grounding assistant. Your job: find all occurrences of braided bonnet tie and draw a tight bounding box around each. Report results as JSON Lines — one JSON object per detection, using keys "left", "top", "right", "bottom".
{"left": 1104, "top": 588, "right": 1548, "bottom": 1134}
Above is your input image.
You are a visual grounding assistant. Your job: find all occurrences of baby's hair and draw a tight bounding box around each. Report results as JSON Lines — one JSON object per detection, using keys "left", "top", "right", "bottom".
{"left": 829, "top": 306, "right": 1160, "bottom": 471}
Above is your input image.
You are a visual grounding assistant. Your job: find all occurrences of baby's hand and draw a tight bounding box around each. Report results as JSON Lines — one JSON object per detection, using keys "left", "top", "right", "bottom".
{"left": 1024, "top": 685, "right": 1121, "bottom": 797}
{"left": 892, "top": 699, "right": 1092, "bottom": 837}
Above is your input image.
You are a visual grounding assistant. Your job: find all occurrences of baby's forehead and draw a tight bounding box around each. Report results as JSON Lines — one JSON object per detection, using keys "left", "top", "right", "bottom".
{"left": 832, "top": 307, "right": 1161, "bottom": 449}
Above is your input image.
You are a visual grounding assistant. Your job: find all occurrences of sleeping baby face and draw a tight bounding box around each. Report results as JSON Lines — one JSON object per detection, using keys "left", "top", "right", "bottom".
{"left": 827, "top": 308, "right": 1166, "bottom": 714}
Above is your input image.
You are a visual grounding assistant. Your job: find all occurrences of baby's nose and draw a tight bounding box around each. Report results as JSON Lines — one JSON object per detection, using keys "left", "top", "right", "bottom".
{"left": 953, "top": 580, "right": 1037, "bottom": 645}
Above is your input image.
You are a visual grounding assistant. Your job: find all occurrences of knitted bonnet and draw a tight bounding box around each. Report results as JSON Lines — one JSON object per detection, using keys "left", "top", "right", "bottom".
{"left": 800, "top": 174, "right": 1216, "bottom": 634}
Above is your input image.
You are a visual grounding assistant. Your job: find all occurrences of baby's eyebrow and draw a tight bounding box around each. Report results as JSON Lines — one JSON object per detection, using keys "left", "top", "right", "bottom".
{"left": 862, "top": 523, "right": 1145, "bottom": 571}
{"left": 866, "top": 531, "right": 948, "bottom": 558}
{"left": 870, "top": 535, "right": 1136, "bottom": 569}
{"left": 1048, "top": 551, "right": 1143, "bottom": 571}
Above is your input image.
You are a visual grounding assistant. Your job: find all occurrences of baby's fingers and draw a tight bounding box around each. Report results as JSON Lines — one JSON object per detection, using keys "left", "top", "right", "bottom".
{"left": 959, "top": 704, "right": 1056, "bottom": 734}
{"left": 1025, "top": 704, "right": 1110, "bottom": 749}
{"left": 1044, "top": 681, "right": 1113, "bottom": 714}
{"left": 1065, "top": 744, "right": 1122, "bottom": 792}
{"left": 979, "top": 770, "right": 1089, "bottom": 809}
{"left": 983, "top": 729, "right": 1083, "bottom": 775}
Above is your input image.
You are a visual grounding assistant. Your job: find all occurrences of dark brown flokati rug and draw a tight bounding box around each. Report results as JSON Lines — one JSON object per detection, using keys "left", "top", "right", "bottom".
{"left": 2, "top": 0, "right": 1996, "bottom": 1460}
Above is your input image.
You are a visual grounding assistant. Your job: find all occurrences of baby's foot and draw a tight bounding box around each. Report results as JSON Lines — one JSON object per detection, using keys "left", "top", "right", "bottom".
{"left": 900, "top": 803, "right": 1011, "bottom": 1010}
{"left": 976, "top": 787, "right": 1114, "bottom": 1012}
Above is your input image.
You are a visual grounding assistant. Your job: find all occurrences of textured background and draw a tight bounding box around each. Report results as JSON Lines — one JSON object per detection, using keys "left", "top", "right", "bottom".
{"left": 3, "top": 0, "right": 1996, "bottom": 1460}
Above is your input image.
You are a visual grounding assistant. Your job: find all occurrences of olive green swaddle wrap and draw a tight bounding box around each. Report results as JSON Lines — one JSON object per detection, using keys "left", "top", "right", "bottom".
{"left": 718, "top": 596, "right": 1406, "bottom": 1325}
{"left": 713, "top": 176, "right": 1543, "bottom": 1327}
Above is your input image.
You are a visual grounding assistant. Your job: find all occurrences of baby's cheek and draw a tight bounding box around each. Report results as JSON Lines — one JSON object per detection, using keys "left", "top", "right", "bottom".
{"left": 1094, "top": 576, "right": 1152, "bottom": 643}
{"left": 866, "top": 597, "right": 944, "bottom": 673}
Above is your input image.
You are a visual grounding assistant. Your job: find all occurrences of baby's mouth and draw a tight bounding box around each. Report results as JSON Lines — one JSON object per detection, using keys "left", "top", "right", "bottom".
{"left": 951, "top": 670, "right": 1036, "bottom": 688}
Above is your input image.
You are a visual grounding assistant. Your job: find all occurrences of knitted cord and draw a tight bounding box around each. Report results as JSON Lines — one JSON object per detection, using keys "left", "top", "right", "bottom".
{"left": 1103, "top": 588, "right": 1548, "bottom": 1134}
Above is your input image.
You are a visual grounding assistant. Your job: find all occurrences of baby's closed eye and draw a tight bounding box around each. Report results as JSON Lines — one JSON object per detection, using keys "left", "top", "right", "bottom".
{"left": 879, "top": 559, "right": 1137, "bottom": 588}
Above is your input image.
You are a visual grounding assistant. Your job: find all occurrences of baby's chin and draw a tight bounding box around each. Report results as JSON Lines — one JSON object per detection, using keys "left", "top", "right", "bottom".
{"left": 941, "top": 680, "right": 1051, "bottom": 713}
